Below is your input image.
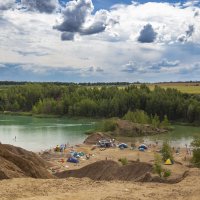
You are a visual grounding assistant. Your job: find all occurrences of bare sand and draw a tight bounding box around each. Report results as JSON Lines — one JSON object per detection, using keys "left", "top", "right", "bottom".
{"left": 0, "top": 143, "right": 200, "bottom": 200}
{"left": 0, "top": 168, "right": 199, "bottom": 200}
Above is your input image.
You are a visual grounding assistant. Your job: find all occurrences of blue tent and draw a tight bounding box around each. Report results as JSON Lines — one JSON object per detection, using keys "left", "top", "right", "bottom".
{"left": 67, "top": 157, "right": 79, "bottom": 163}
{"left": 138, "top": 144, "right": 148, "bottom": 150}
{"left": 139, "top": 147, "right": 145, "bottom": 152}
{"left": 118, "top": 143, "right": 128, "bottom": 149}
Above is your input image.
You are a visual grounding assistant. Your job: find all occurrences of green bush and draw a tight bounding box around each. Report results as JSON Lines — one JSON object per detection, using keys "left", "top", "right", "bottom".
{"left": 163, "top": 169, "right": 171, "bottom": 178}
{"left": 160, "top": 115, "right": 171, "bottom": 128}
{"left": 153, "top": 154, "right": 163, "bottom": 177}
{"left": 191, "top": 138, "right": 200, "bottom": 167}
{"left": 118, "top": 157, "right": 128, "bottom": 165}
{"left": 100, "top": 119, "right": 117, "bottom": 132}
{"left": 123, "top": 110, "right": 150, "bottom": 124}
{"left": 151, "top": 114, "right": 160, "bottom": 128}
{"left": 161, "top": 141, "right": 174, "bottom": 162}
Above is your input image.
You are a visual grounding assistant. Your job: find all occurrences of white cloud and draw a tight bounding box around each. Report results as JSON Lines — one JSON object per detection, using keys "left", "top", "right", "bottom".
{"left": 21, "top": 0, "right": 59, "bottom": 13}
{"left": 0, "top": 1, "right": 200, "bottom": 82}
{"left": 137, "top": 23, "right": 157, "bottom": 43}
{"left": 0, "top": 0, "right": 15, "bottom": 10}
{"left": 54, "top": 0, "right": 116, "bottom": 40}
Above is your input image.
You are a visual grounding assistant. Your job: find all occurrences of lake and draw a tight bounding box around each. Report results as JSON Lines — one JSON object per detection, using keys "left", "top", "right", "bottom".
{"left": 0, "top": 115, "right": 200, "bottom": 151}
{"left": 0, "top": 115, "right": 96, "bottom": 151}
{"left": 120, "top": 125, "right": 200, "bottom": 148}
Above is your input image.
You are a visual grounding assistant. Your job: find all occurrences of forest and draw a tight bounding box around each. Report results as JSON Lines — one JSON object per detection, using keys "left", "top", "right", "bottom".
{"left": 0, "top": 83, "right": 200, "bottom": 123}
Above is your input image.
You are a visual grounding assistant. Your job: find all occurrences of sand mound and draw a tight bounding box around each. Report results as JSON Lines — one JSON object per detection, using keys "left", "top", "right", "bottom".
{"left": 113, "top": 120, "right": 167, "bottom": 137}
{"left": 0, "top": 144, "right": 54, "bottom": 180}
{"left": 55, "top": 160, "right": 153, "bottom": 181}
{"left": 84, "top": 132, "right": 111, "bottom": 145}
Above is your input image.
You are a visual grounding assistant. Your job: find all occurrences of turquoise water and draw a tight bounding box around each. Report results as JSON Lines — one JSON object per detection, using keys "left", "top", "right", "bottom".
{"left": 0, "top": 115, "right": 200, "bottom": 151}
{"left": 0, "top": 115, "right": 96, "bottom": 151}
{"left": 127, "top": 125, "right": 200, "bottom": 148}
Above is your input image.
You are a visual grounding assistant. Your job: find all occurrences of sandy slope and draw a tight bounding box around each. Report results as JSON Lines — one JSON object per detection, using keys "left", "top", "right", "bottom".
{"left": 1, "top": 143, "right": 199, "bottom": 200}
{"left": 0, "top": 167, "right": 200, "bottom": 200}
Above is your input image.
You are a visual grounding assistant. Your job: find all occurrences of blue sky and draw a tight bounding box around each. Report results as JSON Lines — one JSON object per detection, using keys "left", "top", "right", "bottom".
{"left": 0, "top": 0, "right": 200, "bottom": 82}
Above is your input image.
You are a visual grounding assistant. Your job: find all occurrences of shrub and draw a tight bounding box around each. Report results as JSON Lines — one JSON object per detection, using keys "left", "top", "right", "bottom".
{"left": 151, "top": 114, "right": 160, "bottom": 128}
{"left": 191, "top": 137, "right": 200, "bottom": 167}
{"left": 160, "top": 115, "right": 170, "bottom": 128}
{"left": 123, "top": 110, "right": 150, "bottom": 124}
{"left": 161, "top": 141, "right": 174, "bottom": 162}
{"left": 100, "top": 119, "right": 117, "bottom": 132}
{"left": 153, "top": 154, "right": 163, "bottom": 177}
{"left": 163, "top": 169, "right": 171, "bottom": 178}
{"left": 118, "top": 157, "right": 128, "bottom": 165}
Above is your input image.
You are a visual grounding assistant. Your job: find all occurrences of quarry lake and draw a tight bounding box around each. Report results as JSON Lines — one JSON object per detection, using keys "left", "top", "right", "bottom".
{"left": 0, "top": 115, "right": 96, "bottom": 151}
{"left": 0, "top": 115, "right": 200, "bottom": 151}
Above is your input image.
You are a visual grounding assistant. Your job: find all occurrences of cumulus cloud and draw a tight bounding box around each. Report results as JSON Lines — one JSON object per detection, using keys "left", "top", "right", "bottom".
{"left": 121, "top": 61, "right": 138, "bottom": 73}
{"left": 178, "top": 24, "right": 195, "bottom": 42}
{"left": 0, "top": 0, "right": 15, "bottom": 10}
{"left": 61, "top": 32, "right": 75, "bottom": 41}
{"left": 150, "top": 59, "right": 180, "bottom": 70}
{"left": 194, "top": 10, "right": 199, "bottom": 17}
{"left": 179, "top": 63, "right": 200, "bottom": 74}
{"left": 54, "top": 0, "right": 114, "bottom": 40}
{"left": 137, "top": 24, "right": 157, "bottom": 43}
{"left": 55, "top": 0, "right": 93, "bottom": 32}
{"left": 80, "top": 10, "right": 109, "bottom": 35}
{"left": 122, "top": 59, "right": 180, "bottom": 74}
{"left": 21, "top": 0, "right": 58, "bottom": 13}
{"left": 186, "top": 25, "right": 195, "bottom": 37}
{"left": 1, "top": 1, "right": 200, "bottom": 82}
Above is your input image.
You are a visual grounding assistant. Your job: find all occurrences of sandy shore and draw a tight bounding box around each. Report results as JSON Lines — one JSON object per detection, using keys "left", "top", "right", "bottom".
{"left": 40, "top": 143, "right": 192, "bottom": 175}
{"left": 1, "top": 143, "right": 200, "bottom": 200}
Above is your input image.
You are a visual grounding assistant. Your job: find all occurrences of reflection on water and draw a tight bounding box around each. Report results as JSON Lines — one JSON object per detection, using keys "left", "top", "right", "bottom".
{"left": 0, "top": 115, "right": 95, "bottom": 151}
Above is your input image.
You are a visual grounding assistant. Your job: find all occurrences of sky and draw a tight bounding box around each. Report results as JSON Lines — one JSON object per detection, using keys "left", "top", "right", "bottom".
{"left": 0, "top": 0, "right": 200, "bottom": 82}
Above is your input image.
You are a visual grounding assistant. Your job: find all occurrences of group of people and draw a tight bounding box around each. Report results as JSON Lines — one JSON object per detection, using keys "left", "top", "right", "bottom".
{"left": 54, "top": 143, "right": 70, "bottom": 152}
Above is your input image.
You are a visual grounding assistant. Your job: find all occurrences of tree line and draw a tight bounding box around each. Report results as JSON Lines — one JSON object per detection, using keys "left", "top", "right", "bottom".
{"left": 0, "top": 83, "right": 200, "bottom": 123}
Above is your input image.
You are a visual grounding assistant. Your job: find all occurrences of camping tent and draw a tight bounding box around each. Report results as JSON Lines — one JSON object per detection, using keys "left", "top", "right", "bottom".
{"left": 164, "top": 159, "right": 173, "bottom": 165}
{"left": 138, "top": 144, "right": 148, "bottom": 150}
{"left": 118, "top": 143, "right": 128, "bottom": 149}
{"left": 67, "top": 157, "right": 79, "bottom": 163}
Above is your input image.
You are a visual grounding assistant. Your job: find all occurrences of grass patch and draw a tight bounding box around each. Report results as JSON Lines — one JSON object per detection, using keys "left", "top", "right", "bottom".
{"left": 118, "top": 157, "right": 128, "bottom": 165}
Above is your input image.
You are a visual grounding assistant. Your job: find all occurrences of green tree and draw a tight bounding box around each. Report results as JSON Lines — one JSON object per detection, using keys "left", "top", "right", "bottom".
{"left": 151, "top": 114, "right": 160, "bottom": 128}
{"left": 153, "top": 154, "right": 163, "bottom": 177}
{"left": 161, "top": 141, "right": 174, "bottom": 162}
{"left": 160, "top": 115, "right": 170, "bottom": 128}
{"left": 191, "top": 137, "right": 200, "bottom": 167}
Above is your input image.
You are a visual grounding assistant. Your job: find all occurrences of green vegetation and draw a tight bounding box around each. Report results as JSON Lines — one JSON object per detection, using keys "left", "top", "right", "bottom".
{"left": 99, "top": 119, "right": 117, "bottom": 132}
{"left": 160, "top": 115, "right": 170, "bottom": 128}
{"left": 153, "top": 154, "right": 171, "bottom": 178}
{"left": 123, "top": 110, "right": 150, "bottom": 124}
{"left": 163, "top": 169, "right": 171, "bottom": 178}
{"left": 191, "top": 138, "right": 200, "bottom": 167}
{"left": 153, "top": 154, "right": 163, "bottom": 177}
{"left": 118, "top": 157, "right": 128, "bottom": 165}
{"left": 161, "top": 142, "right": 174, "bottom": 162}
{"left": 0, "top": 83, "right": 200, "bottom": 124}
{"left": 123, "top": 110, "right": 170, "bottom": 128}
{"left": 85, "top": 119, "right": 117, "bottom": 134}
